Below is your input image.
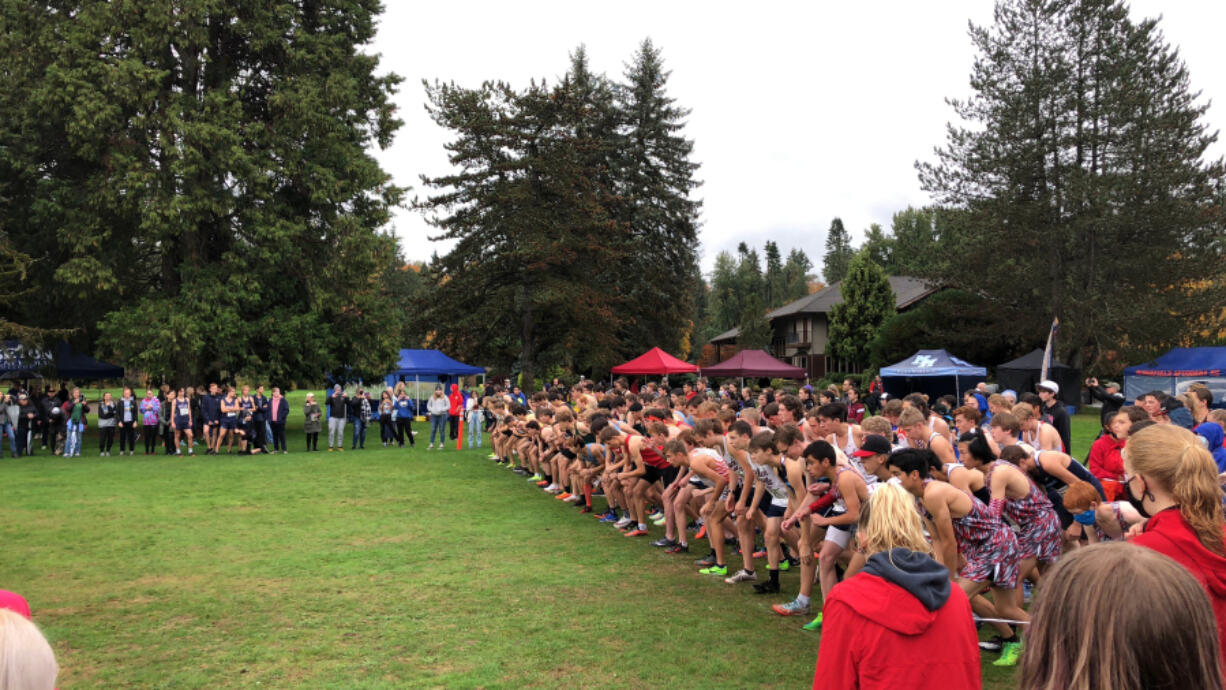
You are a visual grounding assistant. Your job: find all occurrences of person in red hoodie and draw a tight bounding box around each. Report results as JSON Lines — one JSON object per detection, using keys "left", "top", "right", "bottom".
{"left": 1087, "top": 409, "right": 1131, "bottom": 500}
{"left": 813, "top": 483, "right": 980, "bottom": 690}
{"left": 447, "top": 383, "right": 464, "bottom": 445}
{"left": 1123, "top": 423, "right": 1226, "bottom": 671}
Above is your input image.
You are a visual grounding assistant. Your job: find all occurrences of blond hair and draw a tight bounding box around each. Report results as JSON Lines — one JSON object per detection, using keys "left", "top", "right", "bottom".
{"left": 856, "top": 483, "right": 932, "bottom": 556}
{"left": 1011, "top": 403, "right": 1035, "bottom": 421}
{"left": 0, "top": 608, "right": 58, "bottom": 690}
{"left": 1020, "top": 543, "right": 1222, "bottom": 690}
{"left": 897, "top": 407, "right": 925, "bottom": 428}
{"left": 738, "top": 408, "right": 761, "bottom": 426}
{"left": 1126, "top": 424, "right": 1225, "bottom": 556}
{"left": 860, "top": 416, "right": 892, "bottom": 436}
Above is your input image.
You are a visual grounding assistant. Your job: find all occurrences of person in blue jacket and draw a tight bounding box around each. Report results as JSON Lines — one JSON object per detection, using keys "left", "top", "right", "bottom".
{"left": 393, "top": 387, "right": 415, "bottom": 448}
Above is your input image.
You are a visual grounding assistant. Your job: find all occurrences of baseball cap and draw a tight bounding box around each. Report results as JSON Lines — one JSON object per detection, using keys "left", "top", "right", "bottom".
{"left": 1036, "top": 380, "right": 1059, "bottom": 394}
{"left": 852, "top": 434, "right": 892, "bottom": 458}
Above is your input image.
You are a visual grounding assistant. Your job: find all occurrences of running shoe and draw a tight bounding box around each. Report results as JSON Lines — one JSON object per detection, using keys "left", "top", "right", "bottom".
{"left": 665, "top": 543, "right": 690, "bottom": 554}
{"left": 536, "top": 480, "right": 550, "bottom": 487}
{"left": 614, "top": 517, "right": 633, "bottom": 528}
{"left": 978, "top": 635, "right": 1004, "bottom": 652}
{"left": 555, "top": 492, "right": 571, "bottom": 500}
{"left": 699, "top": 564, "right": 728, "bottom": 576}
{"left": 563, "top": 495, "right": 581, "bottom": 503}
{"left": 994, "top": 641, "right": 1022, "bottom": 667}
{"left": 772, "top": 599, "right": 810, "bottom": 616}
{"left": 598, "top": 513, "right": 619, "bottom": 523}
{"left": 624, "top": 529, "right": 648, "bottom": 538}
{"left": 724, "top": 569, "right": 757, "bottom": 584}
{"left": 694, "top": 525, "right": 707, "bottom": 540}
{"left": 578, "top": 506, "right": 592, "bottom": 514}
{"left": 650, "top": 516, "right": 666, "bottom": 527}
{"left": 651, "top": 538, "right": 677, "bottom": 548}
{"left": 778, "top": 559, "right": 791, "bottom": 572}
{"left": 694, "top": 551, "right": 717, "bottom": 567}
{"left": 648, "top": 510, "right": 663, "bottom": 521}
{"left": 752, "top": 580, "right": 780, "bottom": 594}
{"left": 752, "top": 548, "right": 767, "bottom": 559}
{"left": 802, "top": 613, "right": 823, "bottom": 631}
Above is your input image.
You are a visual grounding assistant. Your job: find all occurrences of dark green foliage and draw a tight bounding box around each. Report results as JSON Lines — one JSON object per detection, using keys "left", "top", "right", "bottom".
{"left": 870, "top": 290, "right": 1030, "bottom": 369}
{"left": 782, "top": 248, "right": 814, "bottom": 303}
{"left": 0, "top": 0, "right": 406, "bottom": 384}
{"left": 417, "top": 42, "right": 702, "bottom": 387}
{"left": 736, "top": 293, "right": 772, "bottom": 350}
{"left": 828, "top": 252, "right": 895, "bottom": 366}
{"left": 917, "top": 0, "right": 1226, "bottom": 369}
{"left": 822, "top": 218, "right": 854, "bottom": 284}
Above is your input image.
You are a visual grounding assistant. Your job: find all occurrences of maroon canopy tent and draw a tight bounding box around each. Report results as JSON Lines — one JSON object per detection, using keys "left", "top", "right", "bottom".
{"left": 700, "top": 349, "right": 807, "bottom": 379}
{"left": 611, "top": 347, "right": 699, "bottom": 375}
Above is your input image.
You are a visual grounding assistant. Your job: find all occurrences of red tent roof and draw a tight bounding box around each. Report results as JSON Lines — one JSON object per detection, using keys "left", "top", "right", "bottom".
{"left": 611, "top": 347, "right": 699, "bottom": 375}
{"left": 700, "top": 349, "right": 807, "bottom": 379}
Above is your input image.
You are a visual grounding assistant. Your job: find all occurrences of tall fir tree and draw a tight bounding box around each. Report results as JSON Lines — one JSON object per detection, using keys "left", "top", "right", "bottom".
{"left": 706, "top": 250, "right": 741, "bottom": 333}
{"left": 736, "top": 293, "right": 772, "bottom": 351}
{"left": 827, "top": 251, "right": 896, "bottom": 367}
{"left": 0, "top": 1, "right": 406, "bottom": 383}
{"left": 614, "top": 38, "right": 703, "bottom": 357}
{"left": 782, "top": 248, "right": 814, "bottom": 302}
{"left": 918, "top": 0, "right": 1226, "bottom": 368}
{"left": 822, "top": 218, "right": 855, "bottom": 284}
{"left": 763, "top": 240, "right": 784, "bottom": 308}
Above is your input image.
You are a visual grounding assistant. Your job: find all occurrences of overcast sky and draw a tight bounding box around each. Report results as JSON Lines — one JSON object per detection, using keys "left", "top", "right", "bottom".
{"left": 368, "top": 1, "right": 1226, "bottom": 276}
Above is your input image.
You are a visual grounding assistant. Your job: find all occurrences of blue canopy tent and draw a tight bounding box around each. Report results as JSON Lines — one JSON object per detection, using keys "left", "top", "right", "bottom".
{"left": 0, "top": 341, "right": 123, "bottom": 380}
{"left": 384, "top": 349, "right": 484, "bottom": 413}
{"left": 880, "top": 349, "right": 987, "bottom": 401}
{"left": 1122, "top": 347, "right": 1226, "bottom": 406}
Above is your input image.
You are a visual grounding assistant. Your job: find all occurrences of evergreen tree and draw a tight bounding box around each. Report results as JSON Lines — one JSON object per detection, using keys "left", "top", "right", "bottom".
{"left": 706, "top": 250, "right": 741, "bottom": 333}
{"left": 736, "top": 293, "right": 772, "bottom": 351}
{"left": 0, "top": 1, "right": 406, "bottom": 383}
{"left": 918, "top": 0, "right": 1226, "bottom": 367}
{"left": 763, "top": 240, "right": 784, "bottom": 307}
{"left": 861, "top": 224, "right": 894, "bottom": 272}
{"left": 736, "top": 245, "right": 765, "bottom": 298}
{"left": 782, "top": 248, "right": 814, "bottom": 302}
{"left": 822, "top": 218, "right": 855, "bottom": 284}
{"left": 828, "top": 251, "right": 895, "bottom": 367}
{"left": 614, "top": 39, "right": 703, "bottom": 357}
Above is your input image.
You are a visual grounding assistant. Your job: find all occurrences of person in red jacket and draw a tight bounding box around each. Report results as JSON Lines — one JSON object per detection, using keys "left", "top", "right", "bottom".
{"left": 1087, "top": 410, "right": 1130, "bottom": 500}
{"left": 813, "top": 483, "right": 981, "bottom": 690}
{"left": 1123, "top": 423, "right": 1226, "bottom": 671}
{"left": 447, "top": 383, "right": 464, "bottom": 444}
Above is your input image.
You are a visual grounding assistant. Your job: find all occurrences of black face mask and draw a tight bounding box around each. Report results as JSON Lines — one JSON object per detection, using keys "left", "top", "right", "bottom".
{"left": 1125, "top": 476, "right": 1153, "bottom": 519}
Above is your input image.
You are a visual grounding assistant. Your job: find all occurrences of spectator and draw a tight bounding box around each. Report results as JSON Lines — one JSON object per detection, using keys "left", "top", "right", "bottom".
{"left": 1020, "top": 542, "right": 1222, "bottom": 690}
{"left": 1124, "top": 423, "right": 1226, "bottom": 669}
{"left": 1035, "top": 380, "right": 1072, "bottom": 456}
{"left": 349, "top": 388, "right": 371, "bottom": 450}
{"left": 426, "top": 385, "right": 449, "bottom": 450}
{"left": 1161, "top": 396, "right": 1196, "bottom": 430}
{"left": 1085, "top": 377, "right": 1125, "bottom": 432}
{"left": 96, "top": 391, "right": 117, "bottom": 456}
{"left": 812, "top": 484, "right": 979, "bottom": 689}
{"left": 1087, "top": 410, "right": 1129, "bottom": 500}
{"left": 845, "top": 387, "right": 866, "bottom": 424}
{"left": 117, "top": 387, "right": 139, "bottom": 456}
{"left": 393, "top": 387, "right": 415, "bottom": 448}
{"left": 159, "top": 389, "right": 175, "bottom": 455}
{"left": 140, "top": 388, "right": 160, "bottom": 456}
{"left": 1195, "top": 422, "right": 1226, "bottom": 473}
{"left": 0, "top": 607, "right": 58, "bottom": 690}
{"left": 253, "top": 385, "right": 270, "bottom": 446}
{"left": 302, "top": 393, "right": 321, "bottom": 451}
{"left": 0, "top": 394, "right": 11, "bottom": 459}
{"left": 466, "top": 388, "right": 483, "bottom": 448}
{"left": 325, "top": 385, "right": 347, "bottom": 452}
{"left": 377, "top": 390, "right": 395, "bottom": 447}
{"left": 268, "top": 387, "right": 289, "bottom": 454}
{"left": 447, "top": 383, "right": 463, "bottom": 442}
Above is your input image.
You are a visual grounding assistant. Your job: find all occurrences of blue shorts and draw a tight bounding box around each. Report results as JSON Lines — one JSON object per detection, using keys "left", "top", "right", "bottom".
{"left": 221, "top": 416, "right": 237, "bottom": 430}
{"left": 174, "top": 416, "right": 190, "bottom": 430}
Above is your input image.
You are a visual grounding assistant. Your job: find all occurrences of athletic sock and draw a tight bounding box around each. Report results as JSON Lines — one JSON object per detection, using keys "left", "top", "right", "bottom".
{"left": 769, "top": 569, "right": 780, "bottom": 586}
{"left": 796, "top": 594, "right": 810, "bottom": 608}
{"left": 638, "top": 523, "right": 647, "bottom": 531}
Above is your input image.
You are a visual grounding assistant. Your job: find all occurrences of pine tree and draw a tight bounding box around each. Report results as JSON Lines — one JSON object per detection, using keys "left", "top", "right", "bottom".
{"left": 861, "top": 224, "right": 894, "bottom": 272}
{"left": 828, "top": 252, "right": 896, "bottom": 366}
{"left": 763, "top": 241, "right": 784, "bottom": 307}
{"left": 782, "top": 248, "right": 814, "bottom": 302}
{"left": 736, "top": 293, "right": 773, "bottom": 351}
{"left": 822, "top": 218, "right": 855, "bottom": 284}
{"left": 918, "top": 0, "right": 1226, "bottom": 367}
{"left": 706, "top": 250, "right": 742, "bottom": 333}
{"left": 0, "top": 1, "right": 406, "bottom": 383}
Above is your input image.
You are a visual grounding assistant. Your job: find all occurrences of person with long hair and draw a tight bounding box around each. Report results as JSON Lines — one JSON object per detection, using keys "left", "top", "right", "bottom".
{"left": 172, "top": 387, "right": 194, "bottom": 456}
{"left": 96, "top": 391, "right": 117, "bottom": 456}
{"left": 1123, "top": 423, "right": 1226, "bottom": 668}
{"left": 117, "top": 387, "right": 139, "bottom": 456}
{"left": 812, "top": 483, "right": 980, "bottom": 689}
{"left": 139, "top": 387, "right": 160, "bottom": 455}
{"left": 378, "top": 390, "right": 395, "bottom": 447}
{"left": 1020, "top": 542, "right": 1223, "bottom": 690}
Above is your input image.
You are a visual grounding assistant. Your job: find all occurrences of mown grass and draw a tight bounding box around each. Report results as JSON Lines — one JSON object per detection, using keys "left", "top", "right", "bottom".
{"left": 2, "top": 399, "right": 1102, "bottom": 688}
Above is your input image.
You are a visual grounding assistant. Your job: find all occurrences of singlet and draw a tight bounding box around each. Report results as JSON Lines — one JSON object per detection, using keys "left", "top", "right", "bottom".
{"left": 224, "top": 398, "right": 237, "bottom": 417}
{"left": 833, "top": 425, "right": 858, "bottom": 458}
{"left": 830, "top": 463, "right": 869, "bottom": 511}
{"left": 177, "top": 400, "right": 190, "bottom": 418}
{"left": 1033, "top": 449, "right": 1099, "bottom": 496}
{"left": 691, "top": 447, "right": 729, "bottom": 487}
{"left": 1023, "top": 420, "right": 1065, "bottom": 452}
{"left": 915, "top": 479, "right": 999, "bottom": 548}
{"left": 721, "top": 436, "right": 746, "bottom": 481}
{"left": 983, "top": 460, "right": 1055, "bottom": 524}
{"left": 751, "top": 460, "right": 791, "bottom": 506}
{"left": 625, "top": 436, "right": 669, "bottom": 469}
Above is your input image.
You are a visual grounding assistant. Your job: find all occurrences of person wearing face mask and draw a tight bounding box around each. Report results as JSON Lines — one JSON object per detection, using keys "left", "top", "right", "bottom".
{"left": 1123, "top": 423, "right": 1226, "bottom": 669}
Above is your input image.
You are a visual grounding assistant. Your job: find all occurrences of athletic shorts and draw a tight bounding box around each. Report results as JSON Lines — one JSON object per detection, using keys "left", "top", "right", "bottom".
{"left": 174, "top": 416, "right": 190, "bottom": 430}
{"left": 763, "top": 501, "right": 788, "bottom": 519}
{"left": 221, "top": 417, "right": 237, "bottom": 430}
{"left": 959, "top": 527, "right": 1022, "bottom": 590}
{"left": 559, "top": 448, "right": 577, "bottom": 461}
{"left": 825, "top": 524, "right": 855, "bottom": 549}
{"left": 643, "top": 464, "right": 665, "bottom": 485}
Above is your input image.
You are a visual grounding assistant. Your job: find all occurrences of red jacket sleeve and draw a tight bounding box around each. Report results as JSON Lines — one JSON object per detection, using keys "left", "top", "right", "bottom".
{"left": 812, "top": 599, "right": 859, "bottom": 690}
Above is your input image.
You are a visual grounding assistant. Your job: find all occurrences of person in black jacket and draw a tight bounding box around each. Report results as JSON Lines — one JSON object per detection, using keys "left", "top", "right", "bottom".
{"left": 325, "top": 385, "right": 347, "bottom": 451}
{"left": 1036, "top": 380, "right": 1073, "bottom": 455}
{"left": 15, "top": 392, "right": 38, "bottom": 457}
{"left": 97, "top": 392, "right": 117, "bottom": 456}
{"left": 268, "top": 387, "right": 290, "bottom": 453}
{"left": 1085, "top": 377, "right": 1125, "bottom": 433}
{"left": 116, "top": 387, "right": 140, "bottom": 456}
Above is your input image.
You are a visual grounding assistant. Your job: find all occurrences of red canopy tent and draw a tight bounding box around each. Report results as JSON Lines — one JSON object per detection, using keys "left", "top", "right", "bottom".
{"left": 611, "top": 347, "right": 698, "bottom": 375}
{"left": 700, "top": 349, "right": 806, "bottom": 379}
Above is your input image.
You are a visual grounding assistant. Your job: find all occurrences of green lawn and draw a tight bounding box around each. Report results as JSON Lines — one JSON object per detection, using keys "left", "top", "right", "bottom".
{"left": 3, "top": 398, "right": 1102, "bottom": 688}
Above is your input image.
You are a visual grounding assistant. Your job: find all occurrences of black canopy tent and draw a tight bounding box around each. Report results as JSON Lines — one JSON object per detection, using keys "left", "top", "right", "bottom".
{"left": 996, "top": 349, "right": 1080, "bottom": 407}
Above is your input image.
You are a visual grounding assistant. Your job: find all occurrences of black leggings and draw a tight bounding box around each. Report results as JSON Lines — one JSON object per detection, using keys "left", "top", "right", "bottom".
{"left": 396, "top": 418, "right": 414, "bottom": 446}
{"left": 306, "top": 431, "right": 318, "bottom": 451}
{"left": 380, "top": 417, "right": 394, "bottom": 443}
{"left": 143, "top": 426, "right": 158, "bottom": 454}
{"left": 119, "top": 423, "right": 137, "bottom": 452}
{"left": 100, "top": 427, "right": 115, "bottom": 453}
{"left": 270, "top": 421, "right": 287, "bottom": 451}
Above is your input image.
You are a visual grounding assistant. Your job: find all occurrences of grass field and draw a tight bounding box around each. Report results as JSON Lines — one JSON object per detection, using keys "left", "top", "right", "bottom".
{"left": 1, "top": 394, "right": 1103, "bottom": 688}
